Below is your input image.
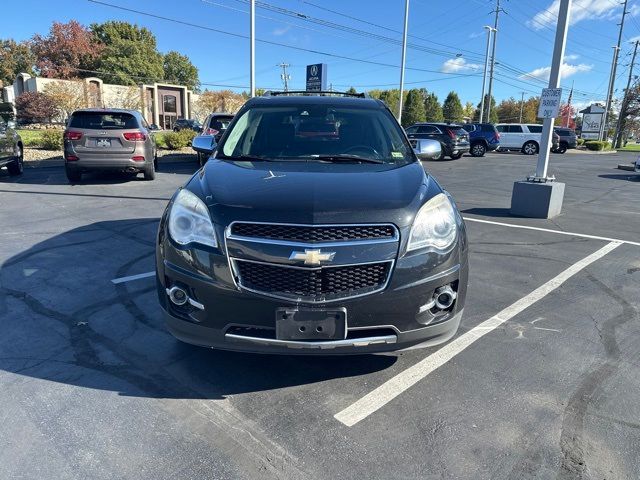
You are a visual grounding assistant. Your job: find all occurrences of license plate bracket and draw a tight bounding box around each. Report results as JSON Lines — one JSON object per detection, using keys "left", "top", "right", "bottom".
{"left": 275, "top": 307, "right": 347, "bottom": 341}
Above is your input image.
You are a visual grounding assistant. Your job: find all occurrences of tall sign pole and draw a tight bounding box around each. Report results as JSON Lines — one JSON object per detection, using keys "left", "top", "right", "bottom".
{"left": 601, "top": 0, "right": 628, "bottom": 140}
{"left": 397, "top": 0, "right": 409, "bottom": 124}
{"left": 250, "top": 0, "right": 256, "bottom": 97}
{"left": 510, "top": 0, "right": 571, "bottom": 219}
{"left": 479, "top": 26, "right": 494, "bottom": 123}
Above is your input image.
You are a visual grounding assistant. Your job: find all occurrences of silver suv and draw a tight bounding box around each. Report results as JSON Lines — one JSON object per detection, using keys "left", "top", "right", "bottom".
{"left": 63, "top": 109, "right": 157, "bottom": 183}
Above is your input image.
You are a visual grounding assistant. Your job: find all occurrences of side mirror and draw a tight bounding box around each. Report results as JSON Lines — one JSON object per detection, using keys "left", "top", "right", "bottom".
{"left": 191, "top": 135, "right": 216, "bottom": 154}
{"left": 7, "top": 120, "right": 17, "bottom": 129}
{"left": 413, "top": 139, "right": 441, "bottom": 160}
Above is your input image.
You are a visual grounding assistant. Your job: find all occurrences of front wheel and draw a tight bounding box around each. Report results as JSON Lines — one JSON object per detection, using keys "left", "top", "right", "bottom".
{"left": 7, "top": 145, "right": 24, "bottom": 176}
{"left": 470, "top": 143, "right": 486, "bottom": 157}
{"left": 522, "top": 141, "right": 539, "bottom": 155}
{"left": 450, "top": 152, "right": 463, "bottom": 160}
{"left": 555, "top": 144, "right": 567, "bottom": 154}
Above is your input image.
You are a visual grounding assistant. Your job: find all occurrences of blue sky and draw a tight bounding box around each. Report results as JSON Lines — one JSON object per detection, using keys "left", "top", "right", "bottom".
{"left": 3, "top": 0, "right": 640, "bottom": 109}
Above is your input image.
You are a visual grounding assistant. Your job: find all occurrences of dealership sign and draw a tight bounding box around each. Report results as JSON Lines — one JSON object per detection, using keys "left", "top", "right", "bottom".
{"left": 580, "top": 104, "right": 605, "bottom": 140}
{"left": 306, "top": 63, "right": 327, "bottom": 92}
{"left": 537, "top": 88, "right": 563, "bottom": 119}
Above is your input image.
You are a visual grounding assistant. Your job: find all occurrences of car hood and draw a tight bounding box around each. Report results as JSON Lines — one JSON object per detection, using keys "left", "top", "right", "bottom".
{"left": 189, "top": 159, "right": 439, "bottom": 228}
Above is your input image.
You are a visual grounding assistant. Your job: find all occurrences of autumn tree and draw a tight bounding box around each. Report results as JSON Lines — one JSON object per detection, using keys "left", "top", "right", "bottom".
{"left": 496, "top": 97, "right": 521, "bottom": 123}
{"left": 555, "top": 104, "right": 576, "bottom": 129}
{"left": 106, "top": 85, "right": 143, "bottom": 110}
{"left": 0, "top": 39, "right": 35, "bottom": 87}
{"left": 30, "top": 21, "right": 102, "bottom": 79}
{"left": 424, "top": 93, "right": 443, "bottom": 122}
{"left": 43, "top": 80, "right": 86, "bottom": 120}
{"left": 91, "top": 21, "right": 164, "bottom": 85}
{"left": 442, "top": 91, "right": 464, "bottom": 123}
{"left": 401, "top": 89, "right": 426, "bottom": 127}
{"left": 194, "top": 90, "right": 245, "bottom": 119}
{"left": 521, "top": 97, "right": 540, "bottom": 124}
{"left": 15, "top": 91, "right": 57, "bottom": 123}
{"left": 463, "top": 101, "right": 475, "bottom": 120}
{"left": 163, "top": 51, "right": 199, "bottom": 91}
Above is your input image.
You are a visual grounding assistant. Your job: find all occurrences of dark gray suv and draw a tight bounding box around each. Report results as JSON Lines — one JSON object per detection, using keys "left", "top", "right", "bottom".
{"left": 156, "top": 92, "right": 468, "bottom": 354}
{"left": 0, "top": 119, "right": 23, "bottom": 176}
{"left": 63, "top": 109, "right": 157, "bottom": 183}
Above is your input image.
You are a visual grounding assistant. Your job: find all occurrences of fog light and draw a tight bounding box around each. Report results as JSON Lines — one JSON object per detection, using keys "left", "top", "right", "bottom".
{"left": 167, "top": 286, "right": 188, "bottom": 306}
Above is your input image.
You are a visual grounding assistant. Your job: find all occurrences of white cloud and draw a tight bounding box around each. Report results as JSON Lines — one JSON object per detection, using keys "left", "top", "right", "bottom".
{"left": 441, "top": 57, "right": 482, "bottom": 73}
{"left": 564, "top": 53, "right": 579, "bottom": 61}
{"left": 529, "top": 0, "right": 630, "bottom": 30}
{"left": 519, "top": 62, "right": 593, "bottom": 81}
{"left": 272, "top": 25, "right": 291, "bottom": 36}
{"left": 468, "top": 30, "right": 486, "bottom": 39}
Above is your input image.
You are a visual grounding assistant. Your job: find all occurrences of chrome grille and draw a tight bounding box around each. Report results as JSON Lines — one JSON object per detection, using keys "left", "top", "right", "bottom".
{"left": 234, "top": 260, "right": 392, "bottom": 302}
{"left": 230, "top": 223, "right": 397, "bottom": 243}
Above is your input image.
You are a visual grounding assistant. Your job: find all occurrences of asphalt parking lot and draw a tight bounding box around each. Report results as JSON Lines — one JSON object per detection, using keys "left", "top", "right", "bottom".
{"left": 1, "top": 151, "right": 639, "bottom": 479}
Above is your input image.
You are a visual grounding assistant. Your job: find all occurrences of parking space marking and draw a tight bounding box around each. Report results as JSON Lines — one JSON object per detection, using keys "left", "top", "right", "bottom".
{"left": 111, "top": 271, "right": 155, "bottom": 284}
{"left": 462, "top": 216, "right": 640, "bottom": 247}
{"left": 334, "top": 241, "right": 621, "bottom": 427}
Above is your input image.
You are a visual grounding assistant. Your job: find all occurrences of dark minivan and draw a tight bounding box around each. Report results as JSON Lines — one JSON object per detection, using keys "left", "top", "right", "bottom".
{"left": 156, "top": 92, "right": 469, "bottom": 354}
{"left": 405, "top": 123, "right": 470, "bottom": 160}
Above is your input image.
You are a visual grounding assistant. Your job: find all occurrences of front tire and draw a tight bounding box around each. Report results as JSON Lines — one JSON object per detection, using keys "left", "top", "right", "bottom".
{"left": 555, "top": 143, "right": 567, "bottom": 154}
{"left": 7, "top": 144, "right": 24, "bottom": 176}
{"left": 522, "top": 141, "right": 539, "bottom": 155}
{"left": 450, "top": 152, "right": 463, "bottom": 160}
{"left": 65, "top": 165, "right": 81, "bottom": 183}
{"left": 470, "top": 143, "right": 486, "bottom": 157}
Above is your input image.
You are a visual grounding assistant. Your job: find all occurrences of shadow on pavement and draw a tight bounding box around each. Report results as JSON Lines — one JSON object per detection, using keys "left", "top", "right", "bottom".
{"left": 0, "top": 219, "right": 396, "bottom": 400}
{"left": 599, "top": 173, "right": 640, "bottom": 182}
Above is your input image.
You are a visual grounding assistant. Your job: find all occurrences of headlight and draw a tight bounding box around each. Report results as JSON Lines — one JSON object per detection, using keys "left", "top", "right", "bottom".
{"left": 168, "top": 189, "right": 217, "bottom": 248}
{"left": 407, "top": 193, "right": 457, "bottom": 252}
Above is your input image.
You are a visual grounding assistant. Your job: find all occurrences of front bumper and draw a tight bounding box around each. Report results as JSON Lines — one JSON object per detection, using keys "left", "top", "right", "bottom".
{"left": 156, "top": 221, "right": 469, "bottom": 354}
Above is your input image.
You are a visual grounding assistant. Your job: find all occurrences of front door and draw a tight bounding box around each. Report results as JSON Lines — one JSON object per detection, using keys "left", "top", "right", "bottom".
{"left": 161, "top": 114, "right": 177, "bottom": 130}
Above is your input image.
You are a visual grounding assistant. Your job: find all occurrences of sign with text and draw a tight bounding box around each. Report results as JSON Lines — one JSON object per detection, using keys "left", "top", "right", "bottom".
{"left": 582, "top": 113, "right": 603, "bottom": 136}
{"left": 306, "top": 63, "right": 327, "bottom": 92}
{"left": 537, "top": 88, "right": 563, "bottom": 119}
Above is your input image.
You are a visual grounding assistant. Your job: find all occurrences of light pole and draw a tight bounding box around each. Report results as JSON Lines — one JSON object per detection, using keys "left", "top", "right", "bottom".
{"left": 519, "top": 91, "right": 525, "bottom": 123}
{"left": 479, "top": 26, "right": 495, "bottom": 123}
{"left": 601, "top": 46, "right": 620, "bottom": 140}
{"left": 510, "top": 0, "right": 572, "bottom": 219}
{"left": 250, "top": 0, "right": 255, "bottom": 97}
{"left": 397, "top": 0, "right": 409, "bottom": 124}
{"left": 486, "top": 0, "right": 503, "bottom": 122}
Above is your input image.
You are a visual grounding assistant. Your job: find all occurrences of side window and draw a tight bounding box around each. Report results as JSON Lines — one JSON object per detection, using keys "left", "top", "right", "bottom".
{"left": 508, "top": 125, "right": 524, "bottom": 133}
{"left": 481, "top": 124, "right": 495, "bottom": 133}
{"left": 496, "top": 125, "right": 506, "bottom": 133}
{"left": 418, "top": 125, "right": 439, "bottom": 134}
{"left": 527, "top": 125, "right": 542, "bottom": 133}
{"left": 462, "top": 124, "right": 474, "bottom": 132}
{"left": 405, "top": 126, "right": 418, "bottom": 134}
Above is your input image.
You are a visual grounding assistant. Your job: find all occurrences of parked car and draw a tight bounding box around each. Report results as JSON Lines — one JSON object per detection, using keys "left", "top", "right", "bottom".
{"left": 405, "top": 123, "right": 470, "bottom": 160}
{"left": 495, "top": 124, "right": 560, "bottom": 155}
{"left": 635, "top": 156, "right": 640, "bottom": 172}
{"left": 553, "top": 127, "right": 577, "bottom": 153}
{"left": 191, "top": 113, "right": 234, "bottom": 166}
{"left": 173, "top": 119, "right": 202, "bottom": 132}
{"left": 156, "top": 91, "right": 468, "bottom": 354}
{"left": 461, "top": 123, "right": 500, "bottom": 157}
{"left": 0, "top": 119, "right": 23, "bottom": 176}
{"left": 63, "top": 109, "right": 157, "bottom": 183}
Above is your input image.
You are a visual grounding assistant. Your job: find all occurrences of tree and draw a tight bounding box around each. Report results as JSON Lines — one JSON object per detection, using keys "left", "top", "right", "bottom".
{"left": 0, "top": 39, "right": 35, "bottom": 87}
{"left": 194, "top": 90, "right": 245, "bottom": 119}
{"left": 346, "top": 86, "right": 357, "bottom": 94}
{"left": 613, "top": 82, "right": 640, "bottom": 147}
{"left": 30, "top": 21, "right": 102, "bottom": 79}
{"left": 463, "top": 101, "right": 475, "bottom": 120}
{"left": 424, "top": 93, "right": 443, "bottom": 122}
{"left": 521, "top": 97, "right": 540, "bottom": 124}
{"left": 91, "top": 21, "right": 164, "bottom": 85}
{"left": 163, "top": 51, "right": 200, "bottom": 91}
{"left": 44, "top": 80, "right": 86, "bottom": 120}
{"left": 496, "top": 97, "right": 521, "bottom": 123}
{"left": 474, "top": 95, "right": 497, "bottom": 123}
{"left": 15, "top": 91, "right": 57, "bottom": 123}
{"left": 105, "top": 85, "right": 142, "bottom": 110}
{"left": 378, "top": 89, "right": 401, "bottom": 117}
{"left": 401, "top": 89, "right": 426, "bottom": 127}
{"left": 442, "top": 91, "right": 464, "bottom": 123}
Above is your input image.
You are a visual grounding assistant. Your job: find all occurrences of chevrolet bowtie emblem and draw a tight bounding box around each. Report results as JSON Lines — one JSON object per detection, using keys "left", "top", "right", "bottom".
{"left": 289, "top": 249, "right": 336, "bottom": 266}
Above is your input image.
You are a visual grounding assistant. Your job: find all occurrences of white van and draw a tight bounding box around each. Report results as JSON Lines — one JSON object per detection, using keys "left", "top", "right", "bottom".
{"left": 495, "top": 124, "right": 559, "bottom": 155}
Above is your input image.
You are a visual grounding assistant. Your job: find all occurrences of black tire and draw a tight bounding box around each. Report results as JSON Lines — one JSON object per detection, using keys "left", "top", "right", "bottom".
{"left": 144, "top": 161, "right": 156, "bottom": 181}
{"left": 65, "top": 166, "right": 81, "bottom": 183}
{"left": 450, "top": 152, "right": 463, "bottom": 160}
{"left": 555, "top": 143, "right": 567, "bottom": 154}
{"left": 470, "top": 142, "right": 486, "bottom": 157}
{"left": 522, "top": 141, "right": 539, "bottom": 155}
{"left": 7, "top": 144, "right": 24, "bottom": 176}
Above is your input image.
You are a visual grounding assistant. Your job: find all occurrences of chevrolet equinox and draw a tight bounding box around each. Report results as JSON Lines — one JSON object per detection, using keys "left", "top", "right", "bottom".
{"left": 156, "top": 92, "right": 468, "bottom": 354}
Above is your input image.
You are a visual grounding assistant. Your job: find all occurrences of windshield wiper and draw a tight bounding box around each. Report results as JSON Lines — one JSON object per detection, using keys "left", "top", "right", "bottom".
{"left": 218, "top": 154, "right": 272, "bottom": 162}
{"left": 304, "top": 154, "right": 385, "bottom": 164}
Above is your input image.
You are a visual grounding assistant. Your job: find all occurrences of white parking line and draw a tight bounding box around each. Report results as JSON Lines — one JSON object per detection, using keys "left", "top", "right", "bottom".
{"left": 111, "top": 271, "right": 155, "bottom": 284}
{"left": 334, "top": 241, "right": 621, "bottom": 427}
{"left": 462, "top": 216, "right": 640, "bottom": 247}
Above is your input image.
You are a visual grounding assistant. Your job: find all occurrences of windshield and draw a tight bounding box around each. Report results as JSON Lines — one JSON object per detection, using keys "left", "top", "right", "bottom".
{"left": 218, "top": 104, "right": 414, "bottom": 164}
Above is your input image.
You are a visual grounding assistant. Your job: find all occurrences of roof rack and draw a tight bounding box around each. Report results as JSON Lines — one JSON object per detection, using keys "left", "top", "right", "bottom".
{"left": 262, "top": 90, "right": 368, "bottom": 98}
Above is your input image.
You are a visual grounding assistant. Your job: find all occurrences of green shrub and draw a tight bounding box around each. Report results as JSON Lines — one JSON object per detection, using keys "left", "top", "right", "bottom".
{"left": 584, "top": 140, "right": 611, "bottom": 151}
{"left": 162, "top": 129, "right": 197, "bottom": 150}
{"left": 40, "top": 130, "right": 63, "bottom": 150}
{"left": 576, "top": 138, "right": 585, "bottom": 146}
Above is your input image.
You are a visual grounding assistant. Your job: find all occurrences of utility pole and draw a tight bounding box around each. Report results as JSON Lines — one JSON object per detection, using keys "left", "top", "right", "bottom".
{"left": 486, "top": 0, "right": 505, "bottom": 122}
{"left": 277, "top": 62, "right": 291, "bottom": 91}
{"left": 398, "top": 0, "right": 410, "bottom": 124}
{"left": 479, "top": 26, "right": 495, "bottom": 123}
{"left": 519, "top": 91, "right": 525, "bottom": 123}
{"left": 510, "top": 0, "right": 572, "bottom": 219}
{"left": 250, "top": 0, "right": 255, "bottom": 97}
{"left": 614, "top": 39, "right": 639, "bottom": 147}
{"left": 601, "top": 0, "right": 628, "bottom": 140}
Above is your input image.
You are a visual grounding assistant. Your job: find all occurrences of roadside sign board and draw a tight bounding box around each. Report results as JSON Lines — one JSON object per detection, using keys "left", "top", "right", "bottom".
{"left": 537, "top": 88, "right": 563, "bottom": 119}
{"left": 306, "top": 64, "right": 327, "bottom": 92}
{"left": 582, "top": 112, "right": 603, "bottom": 139}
